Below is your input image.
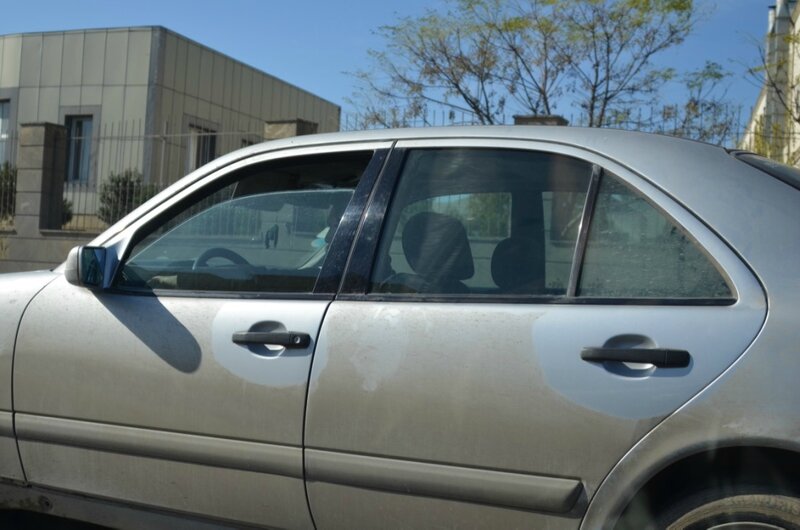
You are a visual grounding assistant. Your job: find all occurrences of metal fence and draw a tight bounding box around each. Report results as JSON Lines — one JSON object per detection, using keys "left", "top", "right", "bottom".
{"left": 62, "top": 177, "right": 169, "bottom": 232}
{"left": 0, "top": 105, "right": 759, "bottom": 234}
{"left": 342, "top": 104, "right": 748, "bottom": 147}
{"left": 0, "top": 161, "right": 14, "bottom": 231}
{"left": 60, "top": 121, "right": 268, "bottom": 232}
{"left": 0, "top": 129, "right": 17, "bottom": 230}
{"left": 0, "top": 121, "right": 272, "bottom": 233}
{"left": 0, "top": 130, "right": 17, "bottom": 171}
{"left": 341, "top": 109, "right": 484, "bottom": 131}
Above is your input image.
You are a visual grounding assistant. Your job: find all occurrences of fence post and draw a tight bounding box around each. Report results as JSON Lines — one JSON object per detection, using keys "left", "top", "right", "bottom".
{"left": 15, "top": 123, "right": 67, "bottom": 234}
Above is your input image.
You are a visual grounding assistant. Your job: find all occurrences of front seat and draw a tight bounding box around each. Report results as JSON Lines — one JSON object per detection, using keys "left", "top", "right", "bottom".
{"left": 399, "top": 211, "right": 475, "bottom": 294}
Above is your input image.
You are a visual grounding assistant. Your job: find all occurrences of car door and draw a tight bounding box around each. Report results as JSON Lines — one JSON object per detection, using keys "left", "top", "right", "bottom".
{"left": 13, "top": 143, "right": 390, "bottom": 528}
{"left": 304, "top": 140, "right": 766, "bottom": 529}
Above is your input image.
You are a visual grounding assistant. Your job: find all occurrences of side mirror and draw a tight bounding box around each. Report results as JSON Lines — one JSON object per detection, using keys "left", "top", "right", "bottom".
{"left": 64, "top": 246, "right": 107, "bottom": 289}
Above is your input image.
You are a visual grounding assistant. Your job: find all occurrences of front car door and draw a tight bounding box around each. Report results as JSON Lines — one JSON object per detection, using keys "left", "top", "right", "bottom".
{"left": 13, "top": 142, "right": 390, "bottom": 527}
{"left": 304, "top": 139, "right": 765, "bottom": 528}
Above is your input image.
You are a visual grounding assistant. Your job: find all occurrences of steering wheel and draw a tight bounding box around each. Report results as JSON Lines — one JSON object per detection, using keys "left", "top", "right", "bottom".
{"left": 192, "top": 248, "right": 251, "bottom": 270}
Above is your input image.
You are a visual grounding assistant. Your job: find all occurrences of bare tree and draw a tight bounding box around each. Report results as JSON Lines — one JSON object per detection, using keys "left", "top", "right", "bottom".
{"left": 350, "top": 3, "right": 507, "bottom": 126}
{"left": 350, "top": 0, "right": 747, "bottom": 146}
{"left": 350, "top": 0, "right": 578, "bottom": 126}
{"left": 558, "top": 0, "right": 696, "bottom": 127}
{"left": 663, "top": 61, "right": 741, "bottom": 145}
{"left": 470, "top": 0, "right": 572, "bottom": 116}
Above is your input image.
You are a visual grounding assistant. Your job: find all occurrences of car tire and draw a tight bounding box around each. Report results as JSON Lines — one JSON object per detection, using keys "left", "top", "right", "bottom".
{"left": 657, "top": 490, "right": 800, "bottom": 530}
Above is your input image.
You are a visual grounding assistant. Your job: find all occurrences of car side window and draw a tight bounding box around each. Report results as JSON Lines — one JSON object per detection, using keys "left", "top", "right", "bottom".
{"left": 370, "top": 148, "right": 593, "bottom": 296}
{"left": 578, "top": 173, "right": 733, "bottom": 299}
{"left": 116, "top": 151, "right": 373, "bottom": 293}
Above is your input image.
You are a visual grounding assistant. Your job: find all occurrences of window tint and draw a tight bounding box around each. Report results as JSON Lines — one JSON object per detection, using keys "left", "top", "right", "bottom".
{"left": 370, "top": 148, "right": 592, "bottom": 296}
{"left": 116, "top": 151, "right": 373, "bottom": 293}
{"left": 578, "top": 174, "right": 732, "bottom": 299}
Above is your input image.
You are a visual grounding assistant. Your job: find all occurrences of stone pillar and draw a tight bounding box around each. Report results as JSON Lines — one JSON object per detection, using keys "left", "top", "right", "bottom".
{"left": 15, "top": 123, "right": 67, "bottom": 235}
{"left": 264, "top": 119, "right": 319, "bottom": 139}
{"left": 513, "top": 115, "right": 569, "bottom": 126}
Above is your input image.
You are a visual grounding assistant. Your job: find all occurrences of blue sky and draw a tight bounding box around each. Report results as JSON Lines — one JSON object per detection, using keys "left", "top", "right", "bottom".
{"left": 0, "top": 0, "right": 774, "bottom": 122}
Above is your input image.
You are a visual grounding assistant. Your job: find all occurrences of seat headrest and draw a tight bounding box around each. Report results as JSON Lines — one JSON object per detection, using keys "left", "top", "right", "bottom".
{"left": 491, "top": 237, "right": 545, "bottom": 293}
{"left": 402, "top": 212, "right": 474, "bottom": 281}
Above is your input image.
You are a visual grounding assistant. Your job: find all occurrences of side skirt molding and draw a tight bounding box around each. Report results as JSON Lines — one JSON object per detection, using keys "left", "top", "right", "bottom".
{"left": 306, "top": 448, "right": 583, "bottom": 513}
{"left": 16, "top": 414, "right": 302, "bottom": 478}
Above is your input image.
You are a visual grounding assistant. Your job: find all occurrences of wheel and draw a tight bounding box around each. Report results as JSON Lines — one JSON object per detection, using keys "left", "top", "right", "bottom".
{"left": 657, "top": 490, "right": 800, "bottom": 530}
{"left": 192, "top": 247, "right": 250, "bottom": 269}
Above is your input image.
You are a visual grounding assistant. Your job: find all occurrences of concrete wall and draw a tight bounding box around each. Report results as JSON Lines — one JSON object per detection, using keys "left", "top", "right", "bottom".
{"left": 145, "top": 27, "right": 340, "bottom": 184}
{"left": 0, "top": 26, "right": 341, "bottom": 189}
{"left": 0, "top": 28, "right": 154, "bottom": 187}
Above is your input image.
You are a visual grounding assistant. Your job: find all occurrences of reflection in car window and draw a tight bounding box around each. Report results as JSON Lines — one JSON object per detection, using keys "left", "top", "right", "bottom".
{"left": 370, "top": 148, "right": 593, "bottom": 296}
{"left": 578, "top": 174, "right": 733, "bottom": 299}
{"left": 116, "top": 152, "right": 372, "bottom": 293}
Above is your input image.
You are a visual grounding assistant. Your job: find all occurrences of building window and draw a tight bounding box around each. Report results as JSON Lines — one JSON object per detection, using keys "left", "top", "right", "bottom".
{"left": 188, "top": 125, "right": 217, "bottom": 171}
{"left": 0, "top": 100, "right": 9, "bottom": 166}
{"left": 66, "top": 115, "right": 93, "bottom": 183}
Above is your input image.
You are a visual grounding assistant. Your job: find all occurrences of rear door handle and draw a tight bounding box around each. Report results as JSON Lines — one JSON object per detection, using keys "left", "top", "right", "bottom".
{"left": 232, "top": 331, "right": 311, "bottom": 349}
{"left": 581, "top": 347, "right": 691, "bottom": 368}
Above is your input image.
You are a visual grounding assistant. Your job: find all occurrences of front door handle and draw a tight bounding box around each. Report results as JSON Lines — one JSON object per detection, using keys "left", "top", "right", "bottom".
{"left": 581, "top": 347, "right": 691, "bottom": 368}
{"left": 232, "top": 331, "right": 311, "bottom": 349}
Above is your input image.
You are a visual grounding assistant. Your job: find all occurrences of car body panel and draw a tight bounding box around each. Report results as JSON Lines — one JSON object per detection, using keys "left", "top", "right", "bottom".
{"left": 306, "top": 300, "right": 764, "bottom": 527}
{"left": 0, "top": 270, "right": 59, "bottom": 411}
{"left": 303, "top": 138, "right": 767, "bottom": 528}
{"left": 0, "top": 270, "right": 58, "bottom": 481}
{"left": 12, "top": 141, "right": 388, "bottom": 526}
{"left": 13, "top": 276, "right": 323, "bottom": 528}
{"left": 581, "top": 154, "right": 800, "bottom": 529}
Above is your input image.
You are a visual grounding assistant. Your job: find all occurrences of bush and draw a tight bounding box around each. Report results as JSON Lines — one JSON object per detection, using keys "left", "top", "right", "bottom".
{"left": 0, "top": 162, "right": 15, "bottom": 221}
{"left": 97, "top": 170, "right": 156, "bottom": 225}
{"left": 62, "top": 198, "right": 73, "bottom": 227}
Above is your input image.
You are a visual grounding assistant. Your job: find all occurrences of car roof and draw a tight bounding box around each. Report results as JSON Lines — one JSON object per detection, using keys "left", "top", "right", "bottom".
{"left": 243, "top": 125, "right": 725, "bottom": 159}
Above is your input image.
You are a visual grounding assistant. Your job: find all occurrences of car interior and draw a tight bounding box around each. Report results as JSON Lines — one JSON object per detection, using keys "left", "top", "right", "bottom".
{"left": 115, "top": 152, "right": 372, "bottom": 293}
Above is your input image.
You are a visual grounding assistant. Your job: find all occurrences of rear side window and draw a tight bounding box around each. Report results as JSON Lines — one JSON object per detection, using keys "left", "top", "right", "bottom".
{"left": 370, "top": 148, "right": 592, "bottom": 296}
{"left": 578, "top": 173, "right": 732, "bottom": 299}
{"left": 368, "top": 147, "right": 733, "bottom": 303}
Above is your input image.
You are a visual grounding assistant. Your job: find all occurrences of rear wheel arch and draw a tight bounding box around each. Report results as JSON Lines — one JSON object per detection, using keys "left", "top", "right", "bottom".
{"left": 615, "top": 445, "right": 800, "bottom": 529}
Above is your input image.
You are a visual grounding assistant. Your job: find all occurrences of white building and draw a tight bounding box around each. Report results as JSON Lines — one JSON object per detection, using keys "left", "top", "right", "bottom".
{"left": 741, "top": 0, "right": 800, "bottom": 163}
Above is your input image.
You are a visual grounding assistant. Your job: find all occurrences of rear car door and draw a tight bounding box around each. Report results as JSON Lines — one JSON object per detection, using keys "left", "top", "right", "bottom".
{"left": 304, "top": 139, "right": 766, "bottom": 528}
{"left": 13, "top": 143, "right": 389, "bottom": 527}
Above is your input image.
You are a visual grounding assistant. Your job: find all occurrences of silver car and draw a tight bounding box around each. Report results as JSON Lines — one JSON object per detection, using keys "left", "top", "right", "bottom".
{"left": 1, "top": 126, "right": 798, "bottom": 529}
